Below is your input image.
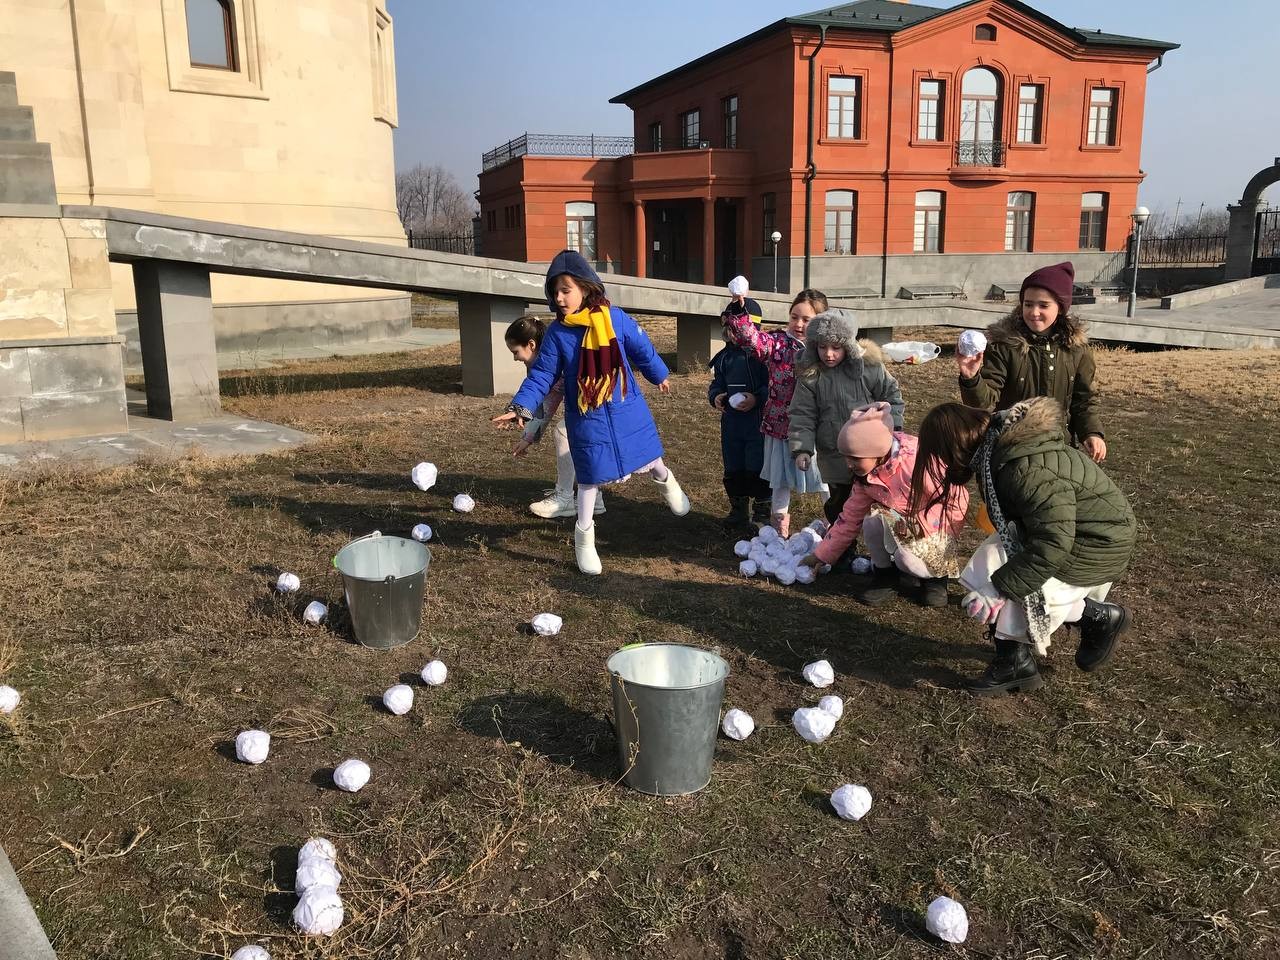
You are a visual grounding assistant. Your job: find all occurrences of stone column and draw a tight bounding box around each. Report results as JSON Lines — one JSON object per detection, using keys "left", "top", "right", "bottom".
{"left": 675, "top": 313, "right": 721, "bottom": 372}
{"left": 633, "top": 200, "right": 646, "bottom": 278}
{"left": 1224, "top": 200, "right": 1261, "bottom": 281}
{"left": 457, "top": 294, "right": 532, "bottom": 397}
{"left": 702, "top": 196, "right": 716, "bottom": 284}
{"left": 132, "top": 261, "right": 221, "bottom": 421}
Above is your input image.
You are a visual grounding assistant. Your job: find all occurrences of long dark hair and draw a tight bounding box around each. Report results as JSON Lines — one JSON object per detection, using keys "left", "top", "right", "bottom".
{"left": 553, "top": 273, "right": 610, "bottom": 314}
{"left": 791, "top": 288, "right": 828, "bottom": 314}
{"left": 504, "top": 315, "right": 547, "bottom": 348}
{"left": 909, "top": 402, "right": 992, "bottom": 522}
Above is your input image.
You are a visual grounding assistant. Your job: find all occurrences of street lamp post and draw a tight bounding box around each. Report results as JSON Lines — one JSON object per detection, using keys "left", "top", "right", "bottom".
{"left": 771, "top": 230, "right": 783, "bottom": 292}
{"left": 1127, "top": 205, "right": 1151, "bottom": 318}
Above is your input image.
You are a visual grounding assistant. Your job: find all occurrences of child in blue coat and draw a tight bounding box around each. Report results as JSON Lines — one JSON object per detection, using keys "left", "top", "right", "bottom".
{"left": 708, "top": 298, "right": 770, "bottom": 530}
{"left": 493, "top": 251, "right": 690, "bottom": 575}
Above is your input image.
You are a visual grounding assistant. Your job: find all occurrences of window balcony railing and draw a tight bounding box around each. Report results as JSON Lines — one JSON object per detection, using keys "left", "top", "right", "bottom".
{"left": 954, "top": 140, "right": 1006, "bottom": 167}
{"left": 482, "top": 132, "right": 635, "bottom": 171}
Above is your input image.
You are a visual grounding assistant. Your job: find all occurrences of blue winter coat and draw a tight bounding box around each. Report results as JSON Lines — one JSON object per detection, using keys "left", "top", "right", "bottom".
{"left": 512, "top": 306, "right": 669, "bottom": 485}
{"left": 708, "top": 342, "right": 768, "bottom": 475}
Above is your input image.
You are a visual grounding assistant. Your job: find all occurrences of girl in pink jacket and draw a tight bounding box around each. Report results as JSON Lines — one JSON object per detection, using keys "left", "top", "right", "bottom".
{"left": 802, "top": 402, "right": 968, "bottom": 607}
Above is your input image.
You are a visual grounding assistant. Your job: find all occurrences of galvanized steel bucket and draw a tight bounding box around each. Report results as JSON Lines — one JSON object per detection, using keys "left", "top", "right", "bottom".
{"left": 607, "top": 643, "right": 729, "bottom": 796}
{"left": 332, "top": 531, "right": 430, "bottom": 649}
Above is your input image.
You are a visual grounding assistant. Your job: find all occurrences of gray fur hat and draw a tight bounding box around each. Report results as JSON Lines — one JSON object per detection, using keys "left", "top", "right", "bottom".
{"left": 800, "top": 309, "right": 863, "bottom": 366}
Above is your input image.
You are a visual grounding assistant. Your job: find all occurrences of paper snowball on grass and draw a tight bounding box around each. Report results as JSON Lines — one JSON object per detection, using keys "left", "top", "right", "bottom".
{"left": 759, "top": 525, "right": 779, "bottom": 545}
{"left": 0, "top": 685, "right": 20, "bottom": 714}
{"left": 411, "top": 523, "right": 433, "bottom": 543}
{"left": 383, "top": 684, "right": 414, "bottom": 715}
{"left": 926, "top": 896, "right": 969, "bottom": 944}
{"left": 794, "top": 564, "right": 816, "bottom": 584}
{"left": 302, "top": 601, "right": 327, "bottom": 626}
{"left": 776, "top": 566, "right": 796, "bottom": 586}
{"left": 792, "top": 706, "right": 837, "bottom": 744}
{"left": 802, "top": 659, "right": 835, "bottom": 688}
{"left": 235, "top": 729, "right": 271, "bottom": 764}
{"left": 831, "top": 783, "right": 872, "bottom": 821}
{"left": 452, "top": 493, "right": 475, "bottom": 513}
{"left": 727, "top": 275, "right": 750, "bottom": 297}
{"left": 818, "top": 695, "right": 844, "bottom": 720}
{"left": 957, "top": 329, "right": 988, "bottom": 358}
{"left": 721, "top": 708, "right": 755, "bottom": 740}
{"left": 299, "top": 837, "right": 337, "bottom": 863}
{"left": 275, "top": 572, "right": 301, "bottom": 593}
{"left": 295, "top": 857, "right": 342, "bottom": 895}
{"left": 421, "top": 660, "right": 448, "bottom": 685}
{"left": 739, "top": 559, "right": 759, "bottom": 577}
{"left": 230, "top": 947, "right": 272, "bottom": 960}
{"left": 531, "top": 613, "right": 563, "bottom": 636}
{"left": 851, "top": 556, "right": 874, "bottom": 575}
{"left": 733, "top": 540, "right": 751, "bottom": 558}
{"left": 410, "top": 462, "right": 438, "bottom": 491}
{"left": 333, "top": 758, "right": 370, "bottom": 793}
{"left": 293, "top": 888, "right": 344, "bottom": 936}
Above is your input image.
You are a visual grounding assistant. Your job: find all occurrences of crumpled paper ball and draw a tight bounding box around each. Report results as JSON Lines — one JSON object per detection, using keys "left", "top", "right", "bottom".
{"left": 333, "top": 758, "right": 370, "bottom": 793}
{"left": 733, "top": 540, "right": 751, "bottom": 559}
{"left": 295, "top": 857, "right": 343, "bottom": 895}
{"left": 728, "top": 392, "right": 751, "bottom": 411}
{"left": 421, "top": 660, "right": 448, "bottom": 685}
{"left": 0, "top": 685, "right": 20, "bottom": 714}
{"left": 792, "top": 706, "right": 837, "bottom": 744}
{"left": 411, "top": 523, "right": 433, "bottom": 543}
{"left": 230, "top": 947, "right": 271, "bottom": 960}
{"left": 299, "top": 837, "right": 336, "bottom": 863}
{"left": 831, "top": 783, "right": 873, "bottom": 821}
{"left": 807, "top": 519, "right": 829, "bottom": 536}
{"left": 749, "top": 536, "right": 762, "bottom": 548}
{"left": 794, "top": 564, "right": 816, "bottom": 584}
{"left": 302, "top": 601, "right": 327, "bottom": 626}
{"left": 531, "top": 613, "right": 563, "bottom": 636}
{"left": 727, "top": 275, "right": 749, "bottom": 297}
{"left": 235, "top": 729, "right": 271, "bottom": 764}
{"left": 926, "top": 896, "right": 969, "bottom": 944}
{"left": 452, "top": 493, "right": 475, "bottom": 513}
{"left": 802, "top": 659, "right": 835, "bottom": 688}
{"left": 760, "top": 557, "right": 779, "bottom": 576}
{"left": 818, "top": 695, "right": 844, "bottom": 720}
{"left": 721, "top": 708, "right": 755, "bottom": 740}
{"left": 748, "top": 550, "right": 766, "bottom": 566}
{"left": 293, "top": 888, "right": 344, "bottom": 936}
{"left": 410, "top": 462, "right": 438, "bottom": 491}
{"left": 383, "top": 684, "right": 414, "bottom": 715}
{"left": 739, "top": 559, "right": 759, "bottom": 577}
{"left": 759, "top": 525, "right": 779, "bottom": 545}
{"left": 276, "top": 572, "right": 301, "bottom": 593}
{"left": 851, "top": 556, "right": 874, "bottom": 575}
{"left": 958, "top": 329, "right": 988, "bottom": 358}
{"left": 776, "top": 566, "right": 796, "bottom": 586}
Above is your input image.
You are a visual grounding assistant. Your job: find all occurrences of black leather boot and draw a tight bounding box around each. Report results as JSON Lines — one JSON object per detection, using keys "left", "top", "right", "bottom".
{"left": 966, "top": 635, "right": 1043, "bottom": 696}
{"left": 750, "top": 497, "right": 771, "bottom": 526}
{"left": 919, "top": 577, "right": 950, "bottom": 608}
{"left": 853, "top": 564, "right": 899, "bottom": 605}
{"left": 1075, "top": 598, "right": 1129, "bottom": 672}
{"left": 721, "top": 497, "right": 750, "bottom": 530}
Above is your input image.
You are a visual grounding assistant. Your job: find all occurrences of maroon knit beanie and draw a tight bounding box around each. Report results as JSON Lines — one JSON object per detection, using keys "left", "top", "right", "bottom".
{"left": 1020, "top": 261, "right": 1074, "bottom": 314}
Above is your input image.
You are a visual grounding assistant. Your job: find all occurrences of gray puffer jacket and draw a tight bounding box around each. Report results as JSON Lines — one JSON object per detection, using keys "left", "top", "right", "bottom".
{"left": 787, "top": 310, "right": 904, "bottom": 485}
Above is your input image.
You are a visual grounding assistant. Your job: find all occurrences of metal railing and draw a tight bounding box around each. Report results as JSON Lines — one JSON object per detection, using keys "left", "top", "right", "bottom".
{"left": 954, "top": 140, "right": 1006, "bottom": 167}
{"left": 482, "top": 132, "right": 635, "bottom": 171}
{"left": 407, "top": 231, "right": 475, "bottom": 256}
{"left": 1129, "top": 233, "right": 1228, "bottom": 265}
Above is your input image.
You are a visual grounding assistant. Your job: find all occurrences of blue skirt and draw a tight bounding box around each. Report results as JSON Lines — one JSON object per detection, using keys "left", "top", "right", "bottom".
{"left": 760, "top": 435, "right": 826, "bottom": 493}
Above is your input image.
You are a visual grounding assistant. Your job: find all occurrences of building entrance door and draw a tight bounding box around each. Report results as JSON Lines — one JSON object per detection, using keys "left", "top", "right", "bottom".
{"left": 650, "top": 204, "right": 690, "bottom": 281}
{"left": 715, "top": 199, "right": 739, "bottom": 285}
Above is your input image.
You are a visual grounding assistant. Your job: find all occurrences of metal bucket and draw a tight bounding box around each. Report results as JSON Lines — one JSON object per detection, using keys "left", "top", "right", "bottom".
{"left": 332, "top": 532, "right": 430, "bottom": 649}
{"left": 607, "top": 643, "right": 729, "bottom": 796}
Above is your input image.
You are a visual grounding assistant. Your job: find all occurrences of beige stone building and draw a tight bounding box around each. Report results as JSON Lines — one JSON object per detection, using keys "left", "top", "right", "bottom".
{"left": 1, "top": 0, "right": 408, "bottom": 442}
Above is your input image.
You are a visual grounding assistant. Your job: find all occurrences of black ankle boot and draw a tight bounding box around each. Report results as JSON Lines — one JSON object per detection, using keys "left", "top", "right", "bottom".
{"left": 919, "top": 577, "right": 949, "bottom": 608}
{"left": 967, "top": 636, "right": 1043, "bottom": 696}
{"left": 853, "top": 564, "right": 899, "bottom": 605}
{"left": 750, "top": 498, "right": 771, "bottom": 526}
{"left": 722, "top": 497, "right": 750, "bottom": 529}
{"left": 1076, "top": 598, "right": 1129, "bottom": 672}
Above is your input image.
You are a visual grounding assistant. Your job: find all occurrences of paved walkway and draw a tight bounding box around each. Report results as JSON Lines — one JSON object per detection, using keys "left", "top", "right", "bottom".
{"left": 1082, "top": 288, "right": 1280, "bottom": 336}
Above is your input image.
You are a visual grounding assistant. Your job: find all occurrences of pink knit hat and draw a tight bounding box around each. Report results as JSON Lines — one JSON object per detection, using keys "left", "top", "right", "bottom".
{"left": 837, "top": 402, "right": 894, "bottom": 458}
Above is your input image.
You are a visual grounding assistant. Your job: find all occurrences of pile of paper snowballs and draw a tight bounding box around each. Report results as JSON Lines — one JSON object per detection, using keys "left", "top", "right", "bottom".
{"left": 292, "top": 836, "right": 345, "bottom": 936}
{"left": 733, "top": 520, "right": 830, "bottom": 585}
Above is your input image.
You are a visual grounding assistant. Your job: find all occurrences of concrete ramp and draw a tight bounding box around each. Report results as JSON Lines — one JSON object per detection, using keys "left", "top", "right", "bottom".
{"left": 1079, "top": 275, "right": 1280, "bottom": 349}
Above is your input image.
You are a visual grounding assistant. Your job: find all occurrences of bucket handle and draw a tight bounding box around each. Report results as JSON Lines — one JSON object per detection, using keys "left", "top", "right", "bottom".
{"left": 331, "top": 530, "right": 382, "bottom": 569}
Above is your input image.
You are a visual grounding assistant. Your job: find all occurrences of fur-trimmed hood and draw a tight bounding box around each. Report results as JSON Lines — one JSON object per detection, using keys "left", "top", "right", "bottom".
{"left": 988, "top": 307, "right": 1088, "bottom": 354}
{"left": 800, "top": 309, "right": 884, "bottom": 368}
{"left": 994, "top": 396, "right": 1067, "bottom": 449}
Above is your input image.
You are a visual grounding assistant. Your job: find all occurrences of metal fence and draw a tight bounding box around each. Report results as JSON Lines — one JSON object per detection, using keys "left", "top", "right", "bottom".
{"left": 954, "top": 140, "right": 1006, "bottom": 167}
{"left": 1131, "top": 233, "right": 1228, "bottom": 265}
{"left": 482, "top": 132, "right": 635, "bottom": 171}
{"left": 407, "top": 232, "right": 474, "bottom": 256}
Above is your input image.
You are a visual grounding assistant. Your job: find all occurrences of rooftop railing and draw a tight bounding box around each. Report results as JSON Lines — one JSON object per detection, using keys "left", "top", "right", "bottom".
{"left": 482, "top": 133, "right": 635, "bottom": 171}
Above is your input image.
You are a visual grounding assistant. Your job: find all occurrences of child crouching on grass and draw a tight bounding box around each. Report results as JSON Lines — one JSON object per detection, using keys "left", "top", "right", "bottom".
{"left": 800, "top": 402, "right": 968, "bottom": 606}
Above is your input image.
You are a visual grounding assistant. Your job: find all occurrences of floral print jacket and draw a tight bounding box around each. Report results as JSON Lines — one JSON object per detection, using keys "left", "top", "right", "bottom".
{"left": 722, "top": 308, "right": 805, "bottom": 441}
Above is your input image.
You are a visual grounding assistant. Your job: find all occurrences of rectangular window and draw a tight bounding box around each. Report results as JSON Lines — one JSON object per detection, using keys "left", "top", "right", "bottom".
{"left": 1016, "top": 84, "right": 1043, "bottom": 144}
{"left": 824, "top": 190, "right": 856, "bottom": 255}
{"left": 486, "top": 209, "right": 496, "bottom": 232}
{"left": 917, "top": 79, "right": 943, "bottom": 141}
{"left": 1080, "top": 192, "right": 1108, "bottom": 249}
{"left": 826, "top": 75, "right": 861, "bottom": 139}
{"left": 1088, "top": 87, "right": 1117, "bottom": 146}
{"left": 565, "top": 201, "right": 597, "bottom": 261}
{"left": 914, "top": 190, "right": 944, "bottom": 253}
{"left": 722, "top": 95, "right": 739, "bottom": 148}
{"left": 1005, "top": 191, "right": 1034, "bottom": 252}
{"left": 679, "top": 109, "right": 701, "bottom": 148}
{"left": 648, "top": 121, "right": 662, "bottom": 152}
{"left": 761, "top": 192, "right": 777, "bottom": 256}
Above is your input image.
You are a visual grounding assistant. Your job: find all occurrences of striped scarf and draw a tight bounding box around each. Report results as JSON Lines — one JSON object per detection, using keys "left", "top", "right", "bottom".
{"left": 563, "top": 305, "right": 625, "bottom": 413}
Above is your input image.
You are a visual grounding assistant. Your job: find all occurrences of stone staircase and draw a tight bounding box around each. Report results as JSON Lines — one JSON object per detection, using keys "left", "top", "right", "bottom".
{"left": 0, "top": 70, "right": 59, "bottom": 211}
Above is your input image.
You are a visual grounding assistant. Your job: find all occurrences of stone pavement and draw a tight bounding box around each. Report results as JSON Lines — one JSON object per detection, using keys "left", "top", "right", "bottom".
{"left": 0, "top": 844, "right": 57, "bottom": 960}
{"left": 1083, "top": 288, "right": 1280, "bottom": 335}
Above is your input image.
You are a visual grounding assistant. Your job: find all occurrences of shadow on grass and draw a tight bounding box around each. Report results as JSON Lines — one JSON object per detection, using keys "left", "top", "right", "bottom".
{"left": 219, "top": 362, "right": 462, "bottom": 398}
{"left": 265, "top": 845, "right": 300, "bottom": 923}
{"left": 457, "top": 692, "right": 617, "bottom": 781}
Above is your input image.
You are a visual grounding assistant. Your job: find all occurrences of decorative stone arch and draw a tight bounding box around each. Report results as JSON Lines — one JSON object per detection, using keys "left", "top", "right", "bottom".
{"left": 1225, "top": 157, "right": 1280, "bottom": 279}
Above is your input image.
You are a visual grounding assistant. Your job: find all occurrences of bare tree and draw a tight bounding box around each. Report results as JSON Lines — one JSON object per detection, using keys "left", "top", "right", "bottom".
{"left": 395, "top": 163, "right": 475, "bottom": 236}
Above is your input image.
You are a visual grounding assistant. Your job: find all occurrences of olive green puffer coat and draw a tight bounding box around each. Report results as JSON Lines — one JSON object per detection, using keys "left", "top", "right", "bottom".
{"left": 960, "top": 309, "right": 1103, "bottom": 443}
{"left": 988, "top": 397, "right": 1135, "bottom": 601}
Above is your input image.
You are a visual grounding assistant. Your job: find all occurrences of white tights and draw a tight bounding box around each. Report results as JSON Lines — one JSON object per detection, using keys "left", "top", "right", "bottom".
{"left": 576, "top": 458, "right": 670, "bottom": 528}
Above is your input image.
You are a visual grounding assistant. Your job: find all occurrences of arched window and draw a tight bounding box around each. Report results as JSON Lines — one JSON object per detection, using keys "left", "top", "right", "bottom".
{"left": 186, "top": 0, "right": 237, "bottom": 71}
{"left": 824, "top": 190, "right": 856, "bottom": 254}
{"left": 975, "top": 23, "right": 997, "bottom": 42}
{"left": 566, "top": 202, "right": 597, "bottom": 260}
{"left": 914, "top": 191, "right": 944, "bottom": 253}
{"left": 1005, "top": 192, "right": 1035, "bottom": 252}
{"left": 959, "top": 67, "right": 1002, "bottom": 164}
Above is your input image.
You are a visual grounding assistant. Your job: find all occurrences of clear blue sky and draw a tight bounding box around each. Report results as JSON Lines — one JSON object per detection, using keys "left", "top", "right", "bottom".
{"left": 386, "top": 0, "right": 1279, "bottom": 221}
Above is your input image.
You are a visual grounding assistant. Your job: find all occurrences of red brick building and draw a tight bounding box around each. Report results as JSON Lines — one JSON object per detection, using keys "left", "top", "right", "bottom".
{"left": 477, "top": 0, "right": 1177, "bottom": 297}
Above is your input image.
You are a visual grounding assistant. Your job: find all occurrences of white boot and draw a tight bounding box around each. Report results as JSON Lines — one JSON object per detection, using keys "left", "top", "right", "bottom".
{"left": 653, "top": 469, "right": 690, "bottom": 516}
{"left": 529, "top": 488, "right": 575, "bottom": 519}
{"left": 574, "top": 522, "right": 602, "bottom": 575}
